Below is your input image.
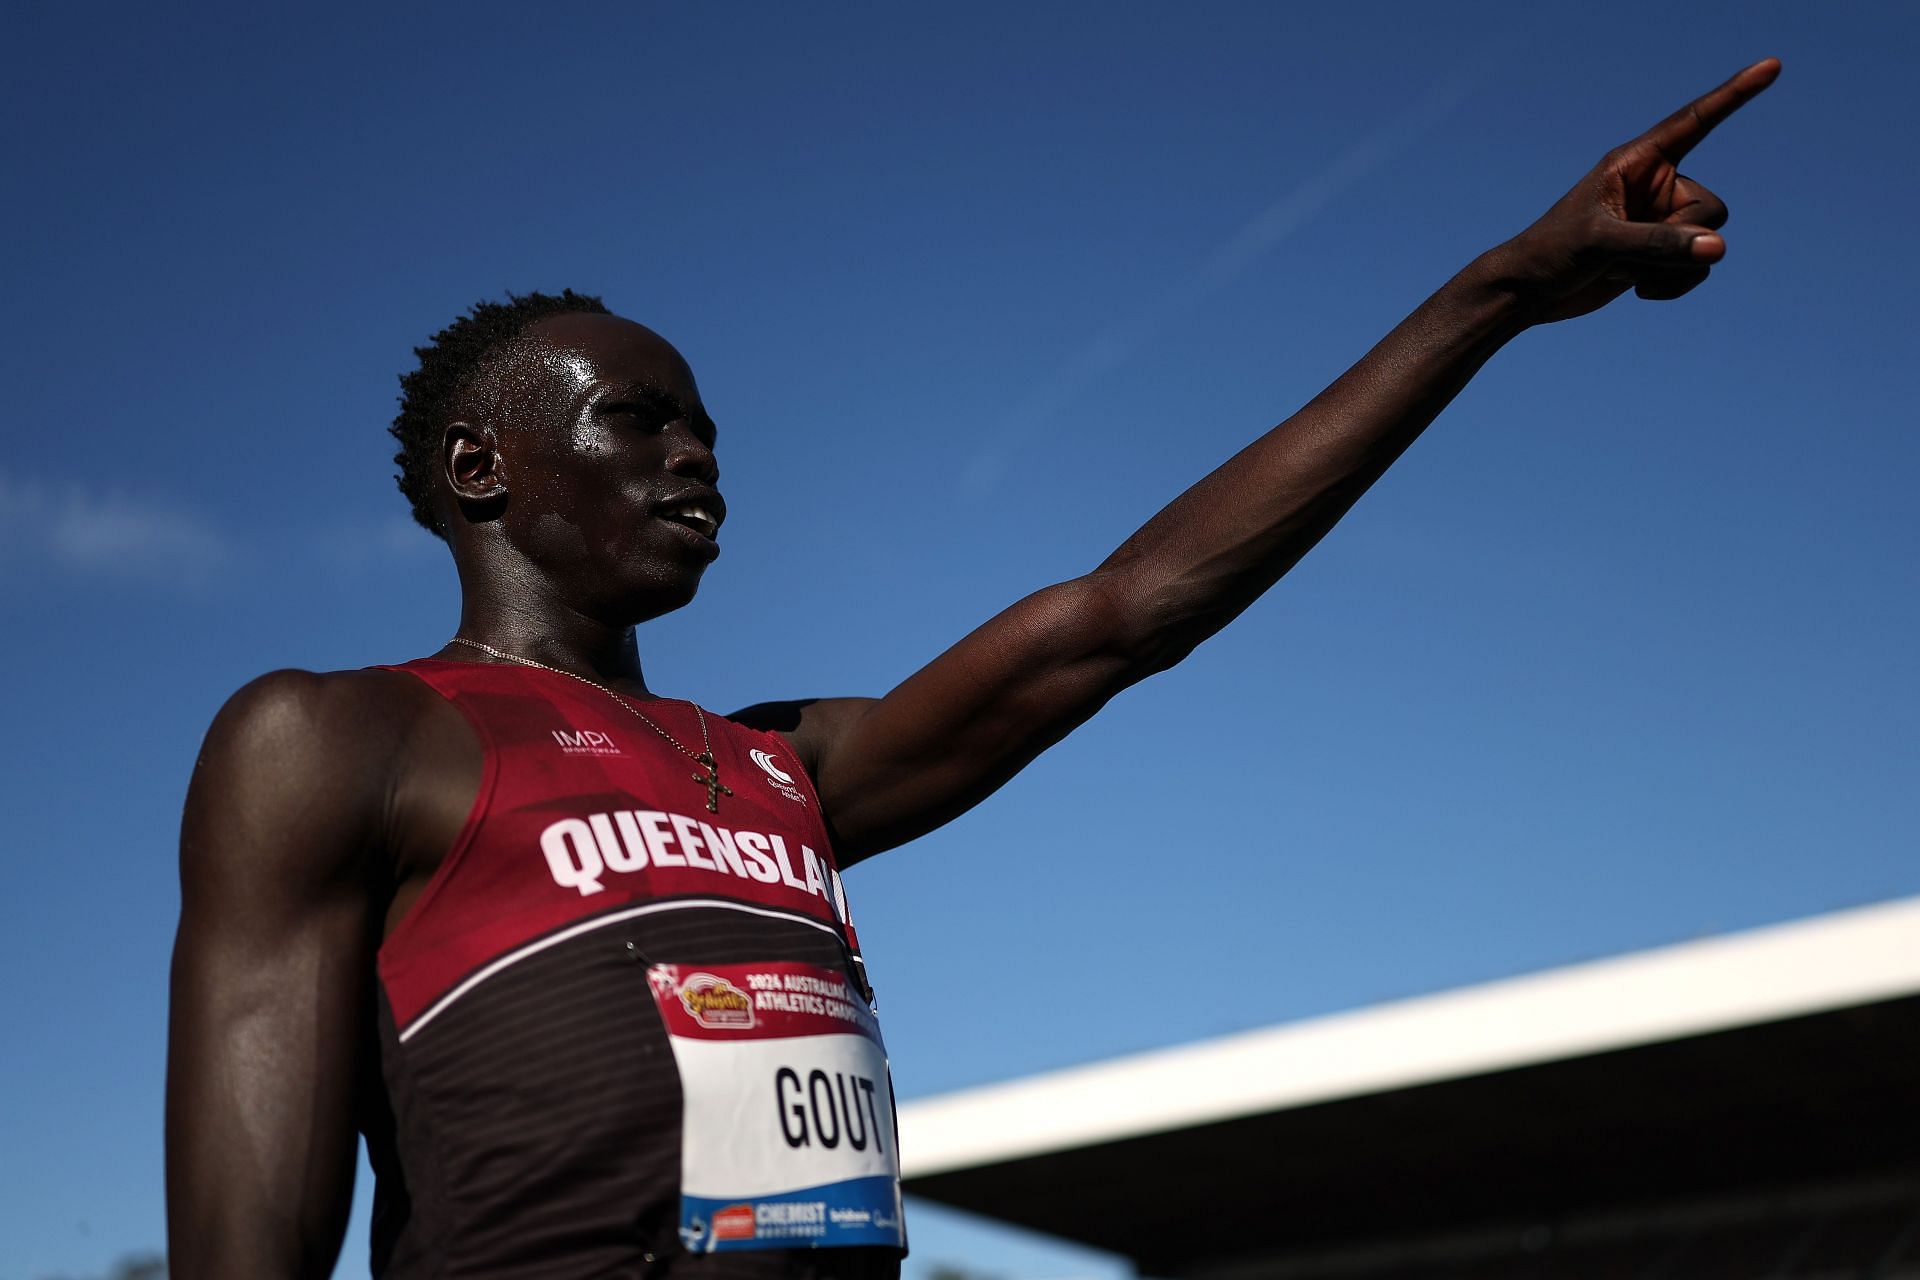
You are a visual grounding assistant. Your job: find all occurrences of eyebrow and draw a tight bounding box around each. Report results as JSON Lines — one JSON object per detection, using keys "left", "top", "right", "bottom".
{"left": 601, "top": 383, "right": 719, "bottom": 442}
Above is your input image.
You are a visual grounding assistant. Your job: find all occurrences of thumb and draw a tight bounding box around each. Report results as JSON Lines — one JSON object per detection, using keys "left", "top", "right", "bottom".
{"left": 1592, "top": 218, "right": 1725, "bottom": 266}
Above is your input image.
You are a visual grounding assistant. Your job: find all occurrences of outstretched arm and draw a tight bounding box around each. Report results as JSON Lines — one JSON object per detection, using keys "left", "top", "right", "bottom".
{"left": 748, "top": 60, "right": 1779, "bottom": 863}
{"left": 166, "top": 673, "right": 391, "bottom": 1279}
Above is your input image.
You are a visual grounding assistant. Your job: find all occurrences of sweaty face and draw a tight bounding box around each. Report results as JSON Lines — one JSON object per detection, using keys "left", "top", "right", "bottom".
{"left": 473, "top": 312, "right": 725, "bottom": 623}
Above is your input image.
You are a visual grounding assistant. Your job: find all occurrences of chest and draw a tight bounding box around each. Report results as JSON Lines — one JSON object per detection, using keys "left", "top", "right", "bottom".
{"left": 377, "top": 687, "right": 854, "bottom": 1034}
{"left": 382, "top": 690, "right": 831, "bottom": 935}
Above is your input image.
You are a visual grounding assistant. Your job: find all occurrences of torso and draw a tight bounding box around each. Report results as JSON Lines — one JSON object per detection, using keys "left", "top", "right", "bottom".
{"left": 380, "top": 670, "right": 487, "bottom": 940}
{"left": 349, "top": 658, "right": 901, "bottom": 1280}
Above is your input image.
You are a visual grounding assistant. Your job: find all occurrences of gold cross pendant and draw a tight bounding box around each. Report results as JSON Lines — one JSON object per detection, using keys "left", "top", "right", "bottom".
{"left": 693, "top": 751, "right": 733, "bottom": 814}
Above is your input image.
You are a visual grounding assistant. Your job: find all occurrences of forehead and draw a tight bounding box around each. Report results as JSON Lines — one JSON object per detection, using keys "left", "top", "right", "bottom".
{"left": 510, "top": 312, "right": 702, "bottom": 404}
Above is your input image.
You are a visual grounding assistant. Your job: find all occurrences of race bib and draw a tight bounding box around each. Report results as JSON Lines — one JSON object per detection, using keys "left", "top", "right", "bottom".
{"left": 647, "top": 960, "right": 905, "bottom": 1253}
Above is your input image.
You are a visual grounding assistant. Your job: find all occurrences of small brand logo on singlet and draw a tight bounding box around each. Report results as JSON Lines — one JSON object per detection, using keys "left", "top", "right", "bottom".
{"left": 750, "top": 749, "right": 807, "bottom": 805}
{"left": 552, "top": 727, "right": 621, "bottom": 756}
{"left": 712, "top": 1204, "right": 757, "bottom": 1241}
{"left": 678, "top": 973, "right": 756, "bottom": 1029}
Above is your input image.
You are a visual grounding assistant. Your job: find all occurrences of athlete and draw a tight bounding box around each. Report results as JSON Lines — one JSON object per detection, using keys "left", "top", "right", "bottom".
{"left": 167, "top": 61, "right": 1778, "bottom": 1280}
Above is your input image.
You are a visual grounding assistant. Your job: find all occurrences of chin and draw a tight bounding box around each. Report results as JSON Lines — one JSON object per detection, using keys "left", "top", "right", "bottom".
{"left": 619, "top": 567, "right": 707, "bottom": 624}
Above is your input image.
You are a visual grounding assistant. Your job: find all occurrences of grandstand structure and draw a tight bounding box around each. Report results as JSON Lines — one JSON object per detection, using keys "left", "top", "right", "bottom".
{"left": 898, "top": 897, "right": 1920, "bottom": 1277}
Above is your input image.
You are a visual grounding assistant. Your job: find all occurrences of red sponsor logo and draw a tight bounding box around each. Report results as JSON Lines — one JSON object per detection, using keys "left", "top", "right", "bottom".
{"left": 679, "top": 973, "right": 755, "bottom": 1029}
{"left": 713, "top": 1204, "right": 756, "bottom": 1241}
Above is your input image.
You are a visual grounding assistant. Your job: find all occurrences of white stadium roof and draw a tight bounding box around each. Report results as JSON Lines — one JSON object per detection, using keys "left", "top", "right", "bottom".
{"left": 901, "top": 894, "right": 1920, "bottom": 1177}
{"left": 897, "top": 897, "right": 1920, "bottom": 1276}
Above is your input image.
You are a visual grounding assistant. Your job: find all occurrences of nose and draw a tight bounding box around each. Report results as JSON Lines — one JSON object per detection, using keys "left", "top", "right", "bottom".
{"left": 664, "top": 422, "right": 719, "bottom": 486}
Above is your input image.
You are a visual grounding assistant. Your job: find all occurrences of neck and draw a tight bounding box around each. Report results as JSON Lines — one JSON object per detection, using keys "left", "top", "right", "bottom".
{"left": 446, "top": 567, "right": 653, "bottom": 698}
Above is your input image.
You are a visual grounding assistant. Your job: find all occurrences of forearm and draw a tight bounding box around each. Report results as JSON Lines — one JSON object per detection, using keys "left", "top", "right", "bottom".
{"left": 1094, "top": 248, "right": 1534, "bottom": 661}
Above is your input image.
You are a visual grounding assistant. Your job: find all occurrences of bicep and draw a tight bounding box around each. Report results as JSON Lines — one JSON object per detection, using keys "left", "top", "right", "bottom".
{"left": 166, "top": 674, "right": 385, "bottom": 1279}
{"left": 789, "top": 574, "right": 1149, "bottom": 862}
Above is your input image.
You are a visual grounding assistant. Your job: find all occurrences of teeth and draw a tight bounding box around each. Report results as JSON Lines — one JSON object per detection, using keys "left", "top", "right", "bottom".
{"left": 663, "top": 501, "right": 718, "bottom": 538}
{"left": 664, "top": 502, "right": 713, "bottom": 522}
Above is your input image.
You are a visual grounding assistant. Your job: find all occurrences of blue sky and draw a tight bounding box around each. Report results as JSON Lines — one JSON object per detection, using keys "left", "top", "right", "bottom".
{"left": 3, "top": 3, "right": 1915, "bottom": 1277}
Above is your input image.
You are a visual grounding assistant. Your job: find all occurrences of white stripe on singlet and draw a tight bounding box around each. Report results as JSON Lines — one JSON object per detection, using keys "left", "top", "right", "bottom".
{"left": 396, "top": 897, "right": 847, "bottom": 1043}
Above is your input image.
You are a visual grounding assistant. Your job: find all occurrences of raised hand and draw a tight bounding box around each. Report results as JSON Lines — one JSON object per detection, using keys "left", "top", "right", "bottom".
{"left": 1497, "top": 58, "right": 1780, "bottom": 324}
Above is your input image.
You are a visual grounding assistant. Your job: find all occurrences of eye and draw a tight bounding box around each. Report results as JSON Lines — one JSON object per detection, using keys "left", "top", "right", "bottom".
{"left": 598, "top": 388, "right": 715, "bottom": 449}
{"left": 600, "top": 397, "right": 673, "bottom": 432}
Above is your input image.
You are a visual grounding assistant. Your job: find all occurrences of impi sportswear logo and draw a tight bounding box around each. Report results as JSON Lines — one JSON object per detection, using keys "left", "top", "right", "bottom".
{"left": 751, "top": 749, "right": 807, "bottom": 805}
{"left": 552, "top": 727, "right": 621, "bottom": 756}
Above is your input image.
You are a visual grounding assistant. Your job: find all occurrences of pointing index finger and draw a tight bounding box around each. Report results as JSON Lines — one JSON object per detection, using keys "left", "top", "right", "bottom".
{"left": 1639, "top": 57, "right": 1781, "bottom": 163}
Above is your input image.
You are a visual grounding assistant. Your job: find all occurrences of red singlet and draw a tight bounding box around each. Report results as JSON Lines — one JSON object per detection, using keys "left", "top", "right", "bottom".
{"left": 362, "top": 659, "right": 900, "bottom": 1280}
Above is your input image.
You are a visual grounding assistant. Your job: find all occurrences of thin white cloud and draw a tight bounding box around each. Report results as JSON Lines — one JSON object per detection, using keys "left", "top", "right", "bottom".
{"left": 0, "top": 469, "right": 238, "bottom": 585}
{"left": 961, "top": 65, "right": 1483, "bottom": 499}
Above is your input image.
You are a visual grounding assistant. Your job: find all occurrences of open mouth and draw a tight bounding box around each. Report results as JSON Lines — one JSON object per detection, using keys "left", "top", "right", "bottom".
{"left": 657, "top": 500, "right": 721, "bottom": 542}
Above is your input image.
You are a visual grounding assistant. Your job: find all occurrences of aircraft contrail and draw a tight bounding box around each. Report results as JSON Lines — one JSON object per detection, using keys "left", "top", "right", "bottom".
{"left": 961, "top": 65, "right": 1484, "bottom": 498}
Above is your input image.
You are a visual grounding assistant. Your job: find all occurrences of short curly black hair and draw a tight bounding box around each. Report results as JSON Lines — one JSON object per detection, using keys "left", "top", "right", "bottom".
{"left": 390, "top": 288, "right": 611, "bottom": 537}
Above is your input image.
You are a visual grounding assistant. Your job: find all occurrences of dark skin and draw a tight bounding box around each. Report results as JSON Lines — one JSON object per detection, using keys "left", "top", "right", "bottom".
{"left": 168, "top": 61, "right": 1778, "bottom": 1278}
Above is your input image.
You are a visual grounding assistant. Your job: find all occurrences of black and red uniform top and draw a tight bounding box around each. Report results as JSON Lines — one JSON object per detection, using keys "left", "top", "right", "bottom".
{"left": 362, "top": 658, "right": 900, "bottom": 1280}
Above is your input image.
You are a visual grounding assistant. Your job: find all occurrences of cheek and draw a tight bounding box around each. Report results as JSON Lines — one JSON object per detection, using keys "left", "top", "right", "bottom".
{"left": 527, "top": 511, "right": 592, "bottom": 564}
{"left": 529, "top": 502, "right": 675, "bottom": 576}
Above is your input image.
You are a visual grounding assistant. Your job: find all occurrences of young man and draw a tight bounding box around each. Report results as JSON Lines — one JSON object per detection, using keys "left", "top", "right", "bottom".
{"left": 167, "top": 60, "right": 1779, "bottom": 1280}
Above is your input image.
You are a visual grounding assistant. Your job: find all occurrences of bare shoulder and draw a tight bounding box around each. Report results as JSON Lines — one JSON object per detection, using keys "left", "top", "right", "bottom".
{"left": 196, "top": 666, "right": 432, "bottom": 796}
{"left": 728, "top": 696, "right": 877, "bottom": 778}
{"left": 184, "top": 667, "right": 443, "bottom": 893}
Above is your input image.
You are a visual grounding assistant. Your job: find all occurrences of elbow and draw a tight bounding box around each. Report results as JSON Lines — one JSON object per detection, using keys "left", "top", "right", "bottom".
{"left": 1075, "top": 566, "right": 1223, "bottom": 682}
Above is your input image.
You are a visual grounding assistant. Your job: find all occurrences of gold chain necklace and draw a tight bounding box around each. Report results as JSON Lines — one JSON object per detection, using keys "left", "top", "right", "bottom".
{"left": 446, "top": 636, "right": 733, "bottom": 813}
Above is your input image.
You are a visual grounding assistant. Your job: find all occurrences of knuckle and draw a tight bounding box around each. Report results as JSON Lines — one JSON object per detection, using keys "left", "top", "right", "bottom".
{"left": 1571, "top": 222, "right": 1615, "bottom": 264}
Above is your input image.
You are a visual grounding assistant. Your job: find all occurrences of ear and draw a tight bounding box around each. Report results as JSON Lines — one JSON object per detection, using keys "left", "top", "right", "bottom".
{"left": 442, "top": 420, "right": 510, "bottom": 522}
